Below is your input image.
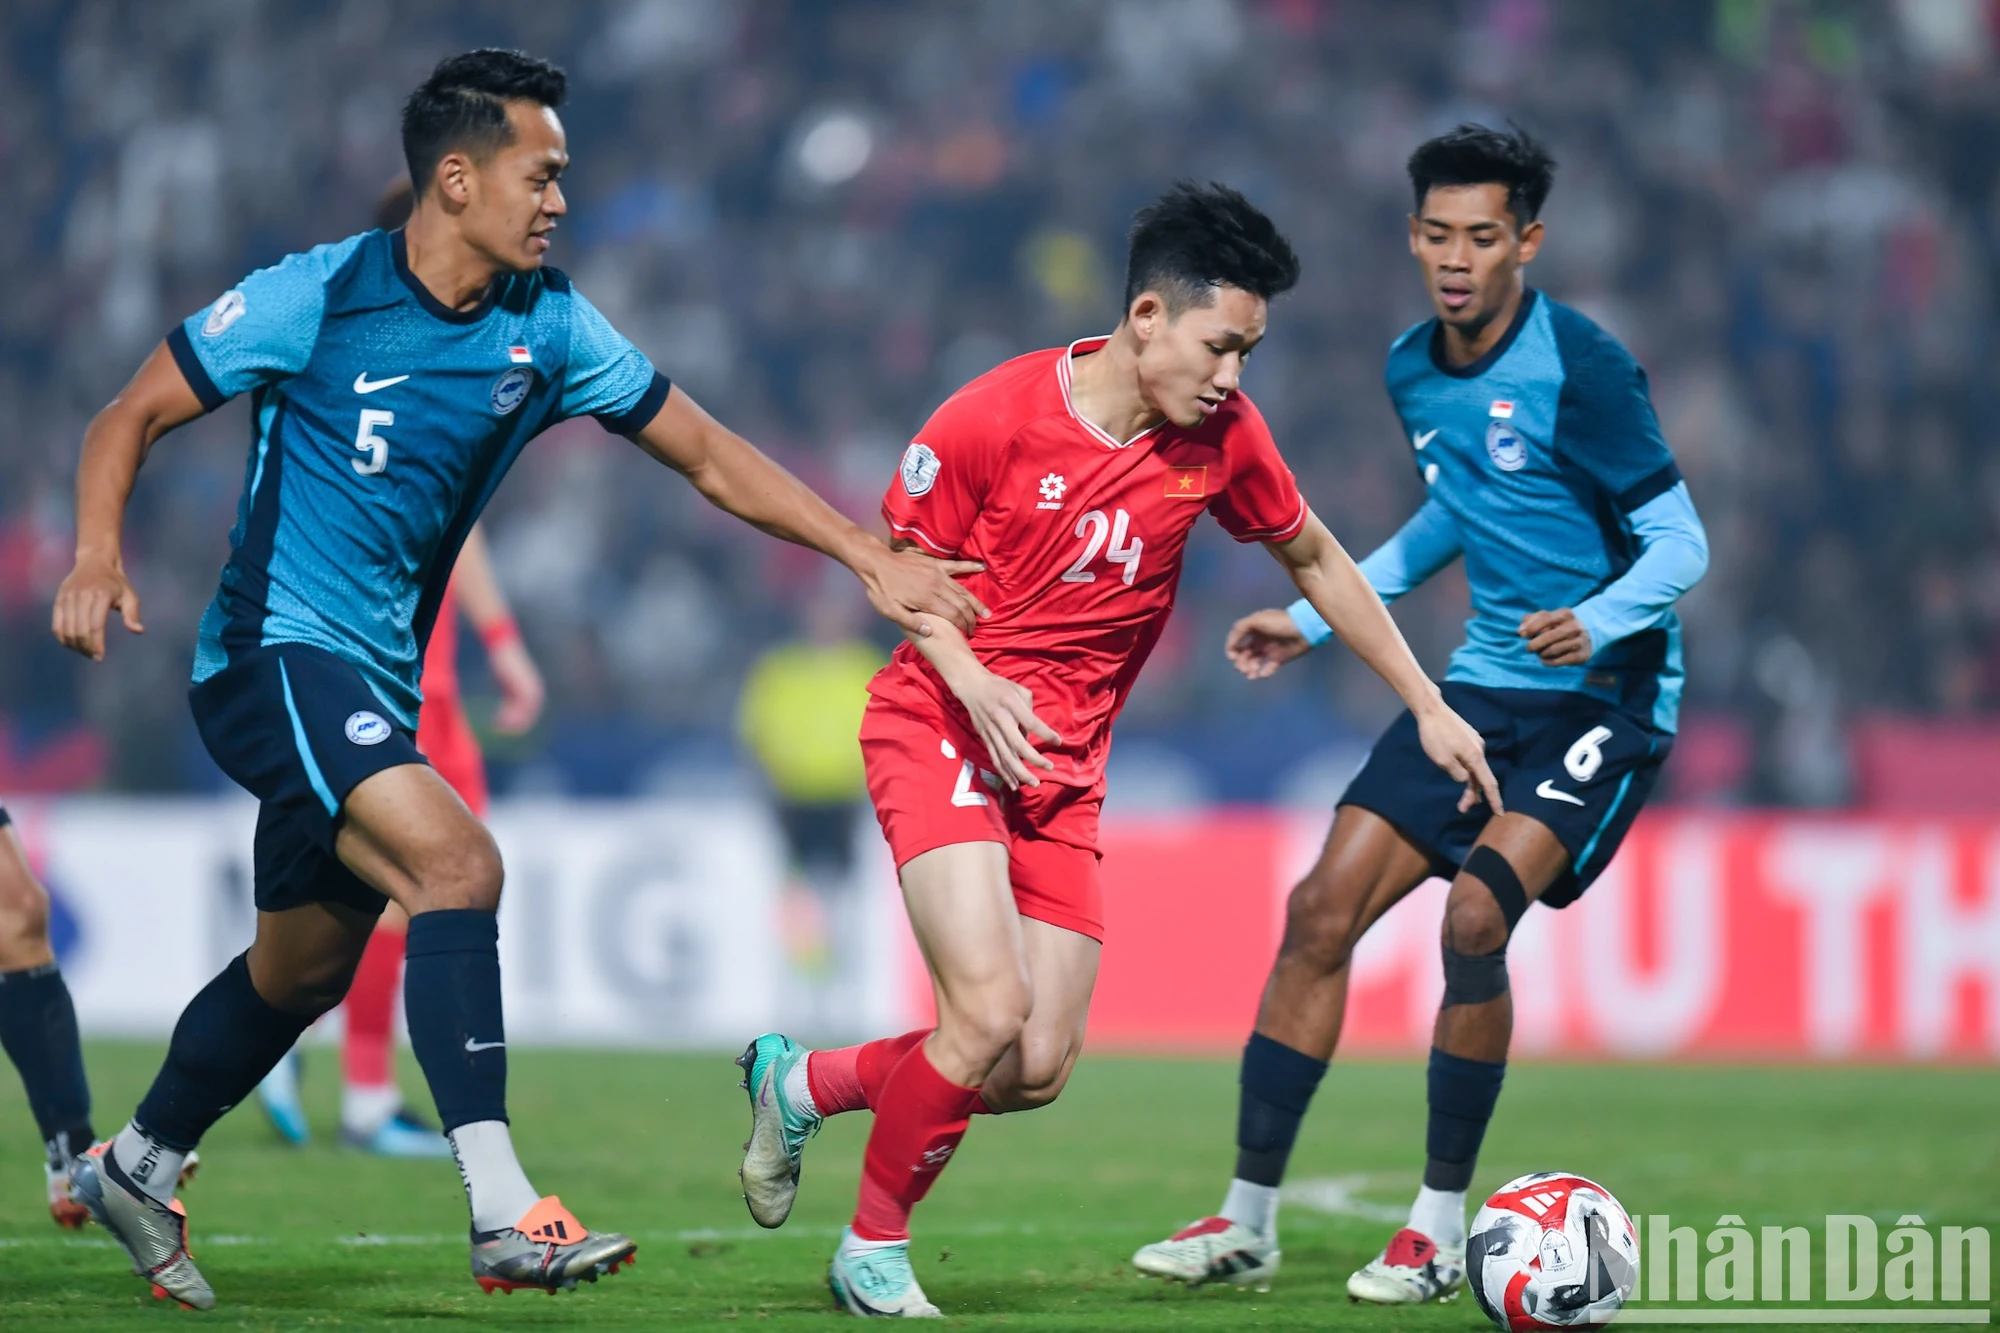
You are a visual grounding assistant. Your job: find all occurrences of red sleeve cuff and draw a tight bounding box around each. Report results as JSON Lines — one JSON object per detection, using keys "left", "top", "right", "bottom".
{"left": 885, "top": 515, "right": 957, "bottom": 556}
{"left": 1229, "top": 494, "right": 1308, "bottom": 544}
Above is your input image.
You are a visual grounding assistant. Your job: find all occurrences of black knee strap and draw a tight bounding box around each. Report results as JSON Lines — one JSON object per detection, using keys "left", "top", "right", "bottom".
{"left": 1462, "top": 845, "right": 1529, "bottom": 933}
{"left": 1441, "top": 945, "right": 1510, "bottom": 1007}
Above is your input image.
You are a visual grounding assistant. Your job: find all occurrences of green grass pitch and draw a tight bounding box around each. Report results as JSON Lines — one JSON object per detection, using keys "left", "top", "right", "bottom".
{"left": 2, "top": 1043, "right": 1993, "bottom": 1329}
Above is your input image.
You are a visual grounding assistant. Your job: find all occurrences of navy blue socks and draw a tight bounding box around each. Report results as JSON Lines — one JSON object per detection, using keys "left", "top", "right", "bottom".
{"left": 0, "top": 962, "right": 94, "bottom": 1163}
{"left": 133, "top": 951, "right": 315, "bottom": 1151}
{"left": 1424, "top": 1047, "right": 1505, "bottom": 1191}
{"left": 403, "top": 909, "right": 507, "bottom": 1133}
{"left": 1233, "top": 1032, "right": 1329, "bottom": 1187}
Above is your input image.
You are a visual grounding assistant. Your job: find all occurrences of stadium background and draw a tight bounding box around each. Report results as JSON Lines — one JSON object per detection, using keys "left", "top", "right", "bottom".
{"left": 0, "top": 0, "right": 1997, "bottom": 1062}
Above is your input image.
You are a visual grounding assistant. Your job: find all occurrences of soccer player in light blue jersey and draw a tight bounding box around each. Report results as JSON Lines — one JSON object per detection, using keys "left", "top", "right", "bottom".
{"left": 49, "top": 49, "right": 984, "bottom": 1310}
{"left": 1134, "top": 125, "right": 1708, "bottom": 1305}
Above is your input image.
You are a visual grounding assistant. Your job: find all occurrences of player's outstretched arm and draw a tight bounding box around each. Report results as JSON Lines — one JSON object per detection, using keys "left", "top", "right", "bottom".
{"left": 452, "top": 524, "right": 545, "bottom": 733}
{"left": 1233, "top": 496, "right": 1462, "bottom": 680}
{"left": 53, "top": 342, "right": 208, "bottom": 661}
{"left": 1225, "top": 608, "right": 1314, "bottom": 679}
{"left": 628, "top": 386, "right": 988, "bottom": 638}
{"left": 1265, "top": 509, "right": 1502, "bottom": 813}
{"left": 898, "top": 612, "right": 1059, "bottom": 790}
{"left": 1519, "top": 484, "right": 1709, "bottom": 667}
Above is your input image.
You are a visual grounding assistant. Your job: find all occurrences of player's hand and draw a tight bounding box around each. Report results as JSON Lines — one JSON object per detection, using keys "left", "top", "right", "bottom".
{"left": 1519, "top": 608, "right": 1593, "bottom": 667}
{"left": 1415, "top": 701, "right": 1503, "bottom": 815}
{"left": 1225, "top": 608, "right": 1312, "bottom": 680}
{"left": 488, "top": 639, "right": 546, "bottom": 734}
{"left": 52, "top": 556, "right": 143, "bottom": 662}
{"left": 862, "top": 545, "right": 989, "bottom": 638}
{"left": 951, "top": 667, "right": 1061, "bottom": 790}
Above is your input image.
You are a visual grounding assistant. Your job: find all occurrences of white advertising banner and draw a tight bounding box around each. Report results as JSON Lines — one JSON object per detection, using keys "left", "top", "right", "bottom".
{"left": 7, "top": 797, "right": 903, "bottom": 1047}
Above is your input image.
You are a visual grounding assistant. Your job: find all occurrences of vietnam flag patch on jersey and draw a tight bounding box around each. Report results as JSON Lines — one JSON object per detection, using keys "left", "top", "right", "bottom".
{"left": 1164, "top": 465, "right": 1207, "bottom": 499}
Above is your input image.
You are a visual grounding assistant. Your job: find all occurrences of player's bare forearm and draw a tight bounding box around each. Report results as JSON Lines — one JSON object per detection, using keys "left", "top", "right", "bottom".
{"left": 449, "top": 525, "right": 512, "bottom": 631}
{"left": 631, "top": 387, "right": 987, "bottom": 635}
{"left": 1269, "top": 510, "right": 1502, "bottom": 811}
{"left": 55, "top": 342, "right": 206, "bottom": 659}
{"left": 1268, "top": 511, "right": 1440, "bottom": 715}
{"left": 453, "top": 524, "right": 545, "bottom": 732}
{"left": 632, "top": 386, "right": 870, "bottom": 559}
{"left": 72, "top": 343, "right": 205, "bottom": 565}
{"left": 902, "top": 618, "right": 1059, "bottom": 788}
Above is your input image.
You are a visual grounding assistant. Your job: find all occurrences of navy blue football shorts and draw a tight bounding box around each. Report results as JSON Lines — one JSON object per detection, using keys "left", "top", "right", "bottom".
{"left": 1340, "top": 681, "right": 1669, "bottom": 908}
{"left": 190, "top": 643, "right": 428, "bottom": 917}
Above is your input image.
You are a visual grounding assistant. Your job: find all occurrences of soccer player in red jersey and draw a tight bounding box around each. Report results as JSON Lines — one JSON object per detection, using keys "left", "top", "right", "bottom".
{"left": 735, "top": 183, "right": 1500, "bottom": 1317}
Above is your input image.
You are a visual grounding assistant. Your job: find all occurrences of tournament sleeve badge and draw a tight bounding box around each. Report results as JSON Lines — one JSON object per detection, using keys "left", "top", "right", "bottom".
{"left": 202, "top": 289, "right": 247, "bottom": 337}
{"left": 899, "top": 442, "right": 941, "bottom": 497}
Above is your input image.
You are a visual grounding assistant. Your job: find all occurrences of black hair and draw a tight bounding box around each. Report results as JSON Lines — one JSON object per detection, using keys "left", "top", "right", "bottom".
{"left": 1123, "top": 181, "right": 1301, "bottom": 314}
{"left": 401, "top": 49, "right": 568, "bottom": 197}
{"left": 1407, "top": 123, "right": 1556, "bottom": 226}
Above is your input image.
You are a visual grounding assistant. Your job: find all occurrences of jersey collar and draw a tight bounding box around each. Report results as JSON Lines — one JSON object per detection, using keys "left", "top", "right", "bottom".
{"left": 1427, "top": 287, "right": 1539, "bottom": 379}
{"left": 1058, "top": 335, "right": 1167, "bottom": 450}
{"left": 391, "top": 229, "right": 500, "bottom": 326}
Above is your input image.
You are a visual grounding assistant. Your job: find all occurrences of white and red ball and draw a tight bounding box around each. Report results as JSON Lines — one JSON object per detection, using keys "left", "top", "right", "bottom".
{"left": 1467, "top": 1171, "right": 1640, "bottom": 1330}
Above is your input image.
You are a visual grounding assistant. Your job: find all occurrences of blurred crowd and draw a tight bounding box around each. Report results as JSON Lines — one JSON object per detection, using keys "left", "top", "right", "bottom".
{"left": 2, "top": 0, "right": 1998, "bottom": 804}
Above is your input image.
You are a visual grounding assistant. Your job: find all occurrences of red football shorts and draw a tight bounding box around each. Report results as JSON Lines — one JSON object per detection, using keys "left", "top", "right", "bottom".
{"left": 416, "top": 692, "right": 489, "bottom": 818}
{"left": 860, "top": 697, "right": 1104, "bottom": 941}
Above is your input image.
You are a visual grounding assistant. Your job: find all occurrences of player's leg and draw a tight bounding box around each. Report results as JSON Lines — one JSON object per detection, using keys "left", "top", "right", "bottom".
{"left": 336, "top": 695, "right": 484, "bottom": 1158}
{"left": 76, "top": 887, "right": 376, "bottom": 1310}
{"left": 112, "top": 901, "right": 377, "bottom": 1189}
{"left": 1354, "top": 702, "right": 1667, "bottom": 1305}
{"left": 334, "top": 901, "right": 455, "bottom": 1155}
{"left": 1132, "top": 805, "right": 1433, "bottom": 1287}
{"left": 824, "top": 839, "right": 1021, "bottom": 1317}
{"left": 738, "top": 703, "right": 999, "bottom": 1236}
{"left": 332, "top": 761, "right": 633, "bottom": 1291}
{"left": 972, "top": 914, "right": 1098, "bottom": 1112}
{"left": 973, "top": 824, "right": 1102, "bottom": 1113}
{"left": 0, "top": 812, "right": 97, "bottom": 1228}
{"left": 1345, "top": 812, "right": 1566, "bottom": 1306}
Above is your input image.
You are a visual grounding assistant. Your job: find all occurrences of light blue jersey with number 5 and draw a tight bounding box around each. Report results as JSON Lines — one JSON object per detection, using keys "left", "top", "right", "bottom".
{"left": 169, "top": 228, "right": 669, "bottom": 727}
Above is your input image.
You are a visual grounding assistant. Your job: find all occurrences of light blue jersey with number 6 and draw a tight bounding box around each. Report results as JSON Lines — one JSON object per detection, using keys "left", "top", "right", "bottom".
{"left": 169, "top": 228, "right": 668, "bottom": 727}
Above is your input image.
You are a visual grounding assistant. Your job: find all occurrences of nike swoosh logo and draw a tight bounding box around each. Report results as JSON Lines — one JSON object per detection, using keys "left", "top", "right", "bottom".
{"left": 464, "top": 1038, "right": 505, "bottom": 1053}
{"left": 1535, "top": 779, "right": 1586, "bottom": 807}
{"left": 1413, "top": 429, "right": 1438, "bottom": 450}
{"left": 353, "top": 372, "right": 410, "bottom": 394}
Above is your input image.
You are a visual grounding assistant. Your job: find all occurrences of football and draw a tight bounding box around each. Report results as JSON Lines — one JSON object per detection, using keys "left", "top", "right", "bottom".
{"left": 1466, "top": 1171, "right": 1640, "bottom": 1330}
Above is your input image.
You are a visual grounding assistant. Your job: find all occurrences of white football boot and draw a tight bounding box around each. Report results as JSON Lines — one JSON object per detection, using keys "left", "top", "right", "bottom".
{"left": 1132, "top": 1216, "right": 1280, "bottom": 1290}
{"left": 1346, "top": 1226, "right": 1465, "bottom": 1304}
{"left": 827, "top": 1226, "right": 941, "bottom": 1317}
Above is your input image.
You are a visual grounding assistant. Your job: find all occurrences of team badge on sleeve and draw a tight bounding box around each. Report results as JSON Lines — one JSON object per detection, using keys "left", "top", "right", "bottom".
{"left": 899, "top": 442, "right": 940, "bottom": 497}
{"left": 202, "top": 289, "right": 247, "bottom": 337}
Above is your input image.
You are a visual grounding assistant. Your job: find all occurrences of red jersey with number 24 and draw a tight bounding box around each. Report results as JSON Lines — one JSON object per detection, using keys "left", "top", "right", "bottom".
{"left": 871, "top": 337, "right": 1308, "bottom": 788}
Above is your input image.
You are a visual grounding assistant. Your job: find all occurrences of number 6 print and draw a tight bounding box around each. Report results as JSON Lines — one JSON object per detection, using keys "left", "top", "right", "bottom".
{"left": 1564, "top": 724, "right": 1613, "bottom": 783}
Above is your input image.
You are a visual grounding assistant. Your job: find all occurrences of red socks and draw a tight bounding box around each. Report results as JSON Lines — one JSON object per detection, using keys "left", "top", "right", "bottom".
{"left": 342, "top": 926, "right": 404, "bottom": 1089}
{"left": 807, "top": 1029, "right": 928, "bottom": 1116}
{"left": 851, "top": 1042, "right": 984, "bottom": 1241}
